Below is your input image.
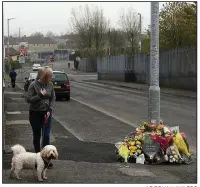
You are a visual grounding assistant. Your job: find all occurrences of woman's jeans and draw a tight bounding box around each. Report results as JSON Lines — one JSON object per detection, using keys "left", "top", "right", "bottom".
{"left": 29, "top": 110, "right": 52, "bottom": 153}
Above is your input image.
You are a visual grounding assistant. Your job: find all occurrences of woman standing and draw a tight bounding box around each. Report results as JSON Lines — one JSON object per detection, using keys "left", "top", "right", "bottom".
{"left": 27, "top": 67, "right": 55, "bottom": 159}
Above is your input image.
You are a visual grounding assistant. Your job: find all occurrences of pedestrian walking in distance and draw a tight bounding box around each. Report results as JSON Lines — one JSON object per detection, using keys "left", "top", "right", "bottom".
{"left": 9, "top": 68, "right": 17, "bottom": 88}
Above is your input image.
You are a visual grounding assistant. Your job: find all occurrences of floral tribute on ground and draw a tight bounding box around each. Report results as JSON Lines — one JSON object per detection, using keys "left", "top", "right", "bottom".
{"left": 115, "top": 121, "right": 193, "bottom": 165}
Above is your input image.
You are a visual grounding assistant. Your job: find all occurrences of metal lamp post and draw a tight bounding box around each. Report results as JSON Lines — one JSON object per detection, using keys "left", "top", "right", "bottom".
{"left": 149, "top": 2, "right": 160, "bottom": 125}
{"left": 138, "top": 13, "right": 142, "bottom": 52}
{"left": 7, "top": 18, "right": 16, "bottom": 71}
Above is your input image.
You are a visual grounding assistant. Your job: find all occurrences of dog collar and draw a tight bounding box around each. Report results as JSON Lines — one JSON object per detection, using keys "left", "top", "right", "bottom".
{"left": 35, "top": 158, "right": 51, "bottom": 169}
{"left": 42, "top": 158, "right": 51, "bottom": 169}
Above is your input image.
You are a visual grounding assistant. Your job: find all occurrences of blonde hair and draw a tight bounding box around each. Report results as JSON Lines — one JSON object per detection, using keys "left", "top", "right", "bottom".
{"left": 39, "top": 67, "right": 53, "bottom": 84}
{"left": 36, "top": 67, "right": 45, "bottom": 80}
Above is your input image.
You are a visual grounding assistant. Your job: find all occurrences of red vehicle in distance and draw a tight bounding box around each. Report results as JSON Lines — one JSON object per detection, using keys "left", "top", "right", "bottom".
{"left": 50, "top": 57, "right": 54, "bottom": 62}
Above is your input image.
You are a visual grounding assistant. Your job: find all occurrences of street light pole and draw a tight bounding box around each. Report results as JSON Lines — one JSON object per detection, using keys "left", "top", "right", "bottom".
{"left": 7, "top": 18, "right": 15, "bottom": 71}
{"left": 138, "top": 13, "right": 142, "bottom": 52}
{"left": 108, "top": 46, "right": 111, "bottom": 56}
{"left": 7, "top": 19, "right": 10, "bottom": 70}
{"left": 149, "top": 2, "right": 160, "bottom": 125}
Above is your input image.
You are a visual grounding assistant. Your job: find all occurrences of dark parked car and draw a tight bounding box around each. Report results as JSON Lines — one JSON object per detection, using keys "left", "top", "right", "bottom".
{"left": 24, "top": 72, "right": 37, "bottom": 91}
{"left": 52, "top": 70, "right": 70, "bottom": 101}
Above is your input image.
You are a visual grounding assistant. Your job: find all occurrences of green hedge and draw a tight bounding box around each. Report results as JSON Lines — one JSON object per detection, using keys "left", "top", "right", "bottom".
{"left": 5, "top": 61, "right": 22, "bottom": 73}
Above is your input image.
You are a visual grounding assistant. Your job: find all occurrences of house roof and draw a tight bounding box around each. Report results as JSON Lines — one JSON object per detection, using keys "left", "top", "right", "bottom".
{"left": 4, "top": 36, "right": 57, "bottom": 45}
{"left": 5, "top": 47, "right": 20, "bottom": 56}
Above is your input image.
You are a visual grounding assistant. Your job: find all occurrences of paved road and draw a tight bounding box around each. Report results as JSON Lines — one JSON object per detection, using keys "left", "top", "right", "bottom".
{"left": 4, "top": 60, "right": 197, "bottom": 183}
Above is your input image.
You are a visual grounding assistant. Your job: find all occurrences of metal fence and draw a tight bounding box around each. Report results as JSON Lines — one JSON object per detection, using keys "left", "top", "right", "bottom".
{"left": 97, "top": 46, "right": 197, "bottom": 91}
{"left": 54, "top": 54, "right": 69, "bottom": 61}
{"left": 79, "top": 57, "right": 97, "bottom": 72}
{"left": 54, "top": 49, "right": 69, "bottom": 61}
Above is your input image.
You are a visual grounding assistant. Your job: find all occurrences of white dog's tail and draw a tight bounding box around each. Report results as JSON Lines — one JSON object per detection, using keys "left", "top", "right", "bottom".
{"left": 11, "top": 144, "right": 26, "bottom": 156}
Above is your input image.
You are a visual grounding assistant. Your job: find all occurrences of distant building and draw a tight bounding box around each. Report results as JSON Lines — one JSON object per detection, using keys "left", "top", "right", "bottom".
{"left": 4, "top": 36, "right": 57, "bottom": 53}
{"left": 5, "top": 47, "right": 20, "bottom": 61}
{"left": 59, "top": 34, "right": 80, "bottom": 50}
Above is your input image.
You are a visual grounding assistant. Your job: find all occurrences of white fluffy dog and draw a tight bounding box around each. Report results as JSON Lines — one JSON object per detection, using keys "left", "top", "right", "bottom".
{"left": 10, "top": 144, "right": 58, "bottom": 182}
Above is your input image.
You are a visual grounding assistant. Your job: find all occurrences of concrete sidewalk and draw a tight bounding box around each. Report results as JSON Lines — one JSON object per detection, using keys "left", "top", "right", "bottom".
{"left": 84, "top": 80, "right": 196, "bottom": 99}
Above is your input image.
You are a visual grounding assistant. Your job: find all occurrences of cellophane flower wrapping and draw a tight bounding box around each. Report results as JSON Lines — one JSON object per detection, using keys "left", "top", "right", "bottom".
{"left": 151, "top": 134, "right": 173, "bottom": 151}
{"left": 115, "top": 121, "right": 191, "bottom": 164}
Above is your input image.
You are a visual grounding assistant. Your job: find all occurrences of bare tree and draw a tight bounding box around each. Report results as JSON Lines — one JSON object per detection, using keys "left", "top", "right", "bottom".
{"left": 93, "top": 6, "right": 109, "bottom": 55}
{"left": 118, "top": 7, "right": 140, "bottom": 55}
{"left": 46, "top": 31, "right": 55, "bottom": 38}
{"left": 31, "top": 32, "right": 44, "bottom": 38}
{"left": 108, "top": 28, "right": 125, "bottom": 55}
{"left": 11, "top": 32, "right": 19, "bottom": 37}
{"left": 70, "top": 4, "right": 94, "bottom": 52}
{"left": 70, "top": 4, "right": 109, "bottom": 56}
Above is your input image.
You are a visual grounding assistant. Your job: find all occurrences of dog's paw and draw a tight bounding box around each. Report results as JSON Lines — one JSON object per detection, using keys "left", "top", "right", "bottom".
{"left": 43, "top": 176, "right": 47, "bottom": 180}
{"left": 38, "top": 178, "right": 44, "bottom": 182}
{"left": 17, "top": 177, "right": 22, "bottom": 180}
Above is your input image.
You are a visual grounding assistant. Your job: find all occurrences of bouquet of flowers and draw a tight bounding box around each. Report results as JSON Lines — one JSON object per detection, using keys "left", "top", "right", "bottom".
{"left": 115, "top": 121, "right": 193, "bottom": 164}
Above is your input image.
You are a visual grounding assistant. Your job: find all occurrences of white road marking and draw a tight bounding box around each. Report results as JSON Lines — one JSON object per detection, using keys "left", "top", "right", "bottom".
{"left": 52, "top": 115, "right": 84, "bottom": 141}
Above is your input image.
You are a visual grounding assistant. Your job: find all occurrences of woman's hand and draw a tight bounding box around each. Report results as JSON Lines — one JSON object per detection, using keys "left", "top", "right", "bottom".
{"left": 46, "top": 111, "right": 50, "bottom": 118}
{"left": 40, "top": 88, "right": 47, "bottom": 96}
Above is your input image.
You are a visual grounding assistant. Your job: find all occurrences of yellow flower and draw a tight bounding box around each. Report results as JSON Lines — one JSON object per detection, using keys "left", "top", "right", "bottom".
{"left": 136, "top": 141, "right": 141, "bottom": 145}
{"left": 129, "top": 141, "right": 135, "bottom": 146}
{"left": 119, "top": 145, "right": 130, "bottom": 162}
{"left": 129, "top": 146, "right": 136, "bottom": 152}
{"left": 173, "top": 133, "right": 191, "bottom": 157}
{"left": 174, "top": 155, "right": 178, "bottom": 159}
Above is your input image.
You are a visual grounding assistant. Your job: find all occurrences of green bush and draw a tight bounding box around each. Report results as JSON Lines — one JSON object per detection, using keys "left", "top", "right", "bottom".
{"left": 11, "top": 61, "right": 20, "bottom": 69}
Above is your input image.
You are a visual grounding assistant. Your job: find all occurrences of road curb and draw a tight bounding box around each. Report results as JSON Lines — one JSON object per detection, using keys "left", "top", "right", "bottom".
{"left": 83, "top": 80, "right": 196, "bottom": 100}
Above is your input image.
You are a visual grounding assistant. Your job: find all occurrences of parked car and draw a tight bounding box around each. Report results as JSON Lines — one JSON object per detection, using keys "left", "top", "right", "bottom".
{"left": 51, "top": 70, "right": 70, "bottom": 101}
{"left": 32, "top": 63, "right": 41, "bottom": 71}
{"left": 24, "top": 72, "right": 37, "bottom": 91}
{"left": 50, "top": 57, "right": 54, "bottom": 62}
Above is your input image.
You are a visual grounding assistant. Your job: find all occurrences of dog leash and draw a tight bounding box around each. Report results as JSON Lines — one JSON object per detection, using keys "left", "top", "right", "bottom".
{"left": 41, "top": 102, "right": 50, "bottom": 149}
{"left": 42, "top": 158, "right": 51, "bottom": 169}
{"left": 35, "top": 158, "right": 51, "bottom": 169}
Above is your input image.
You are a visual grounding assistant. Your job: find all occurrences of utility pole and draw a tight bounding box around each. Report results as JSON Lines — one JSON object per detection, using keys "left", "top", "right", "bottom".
{"left": 108, "top": 46, "right": 111, "bottom": 56}
{"left": 149, "top": 2, "right": 160, "bottom": 125}
{"left": 7, "top": 19, "right": 10, "bottom": 70}
{"left": 108, "top": 28, "right": 111, "bottom": 56}
{"left": 138, "top": 13, "right": 142, "bottom": 52}
{"left": 7, "top": 18, "right": 15, "bottom": 71}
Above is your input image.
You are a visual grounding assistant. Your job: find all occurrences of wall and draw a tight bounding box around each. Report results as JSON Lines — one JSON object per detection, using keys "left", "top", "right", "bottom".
{"left": 54, "top": 49, "right": 69, "bottom": 61}
{"left": 97, "top": 46, "right": 197, "bottom": 91}
{"left": 97, "top": 55, "right": 126, "bottom": 81}
{"left": 12, "top": 55, "right": 18, "bottom": 61}
{"left": 79, "top": 57, "right": 97, "bottom": 72}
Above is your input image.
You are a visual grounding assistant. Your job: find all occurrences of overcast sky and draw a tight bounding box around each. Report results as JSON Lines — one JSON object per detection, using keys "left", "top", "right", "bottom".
{"left": 3, "top": 1, "right": 165, "bottom": 37}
